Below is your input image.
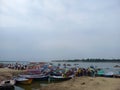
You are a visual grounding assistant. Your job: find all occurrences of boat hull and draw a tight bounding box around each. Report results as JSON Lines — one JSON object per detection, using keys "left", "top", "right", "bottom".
{"left": 49, "top": 76, "right": 72, "bottom": 82}
{"left": 0, "top": 80, "right": 15, "bottom": 90}
{"left": 19, "top": 74, "right": 48, "bottom": 81}
{"left": 0, "top": 80, "right": 16, "bottom": 86}
{"left": 33, "top": 76, "right": 49, "bottom": 81}
{"left": 114, "top": 75, "right": 120, "bottom": 78}
{"left": 16, "top": 78, "right": 33, "bottom": 85}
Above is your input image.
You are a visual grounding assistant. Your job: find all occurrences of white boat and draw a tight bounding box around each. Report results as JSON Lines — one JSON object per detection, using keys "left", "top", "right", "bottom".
{"left": 0, "top": 79, "right": 15, "bottom": 89}
{"left": 0, "top": 79, "right": 15, "bottom": 86}
{"left": 104, "top": 71, "right": 114, "bottom": 77}
{"left": 14, "top": 77, "right": 33, "bottom": 84}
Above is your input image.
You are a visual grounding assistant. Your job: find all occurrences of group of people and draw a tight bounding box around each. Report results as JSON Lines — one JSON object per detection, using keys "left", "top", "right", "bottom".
{"left": 44, "top": 65, "right": 97, "bottom": 78}
{"left": 7, "top": 63, "right": 28, "bottom": 70}
{"left": 75, "top": 67, "right": 97, "bottom": 77}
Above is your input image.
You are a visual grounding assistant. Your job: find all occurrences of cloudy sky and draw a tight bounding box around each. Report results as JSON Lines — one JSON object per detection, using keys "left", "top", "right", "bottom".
{"left": 0, "top": 0, "right": 120, "bottom": 61}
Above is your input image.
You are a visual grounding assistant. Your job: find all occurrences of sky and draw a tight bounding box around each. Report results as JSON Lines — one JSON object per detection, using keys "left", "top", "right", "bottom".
{"left": 0, "top": 0, "right": 120, "bottom": 61}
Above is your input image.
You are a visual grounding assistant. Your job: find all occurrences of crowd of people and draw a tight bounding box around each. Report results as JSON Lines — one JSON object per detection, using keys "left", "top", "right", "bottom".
{"left": 74, "top": 67, "right": 97, "bottom": 77}
{"left": 7, "top": 62, "right": 97, "bottom": 78}
{"left": 7, "top": 63, "right": 28, "bottom": 70}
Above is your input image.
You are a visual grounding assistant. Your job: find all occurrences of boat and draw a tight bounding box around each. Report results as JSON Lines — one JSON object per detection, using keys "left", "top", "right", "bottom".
{"left": 114, "top": 65, "right": 120, "bottom": 68}
{"left": 114, "top": 74, "right": 120, "bottom": 78}
{"left": 48, "top": 75, "right": 72, "bottom": 82}
{"left": 15, "top": 77, "right": 33, "bottom": 85}
{"left": 113, "top": 71, "right": 120, "bottom": 78}
{"left": 0, "top": 79, "right": 15, "bottom": 90}
{"left": 33, "top": 75, "right": 49, "bottom": 81}
{"left": 19, "top": 74, "right": 48, "bottom": 81}
{"left": 104, "top": 71, "right": 114, "bottom": 77}
{"left": 97, "top": 69, "right": 105, "bottom": 76}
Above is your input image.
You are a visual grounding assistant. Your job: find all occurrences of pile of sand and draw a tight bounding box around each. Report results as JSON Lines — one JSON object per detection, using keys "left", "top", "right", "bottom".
{"left": 41, "top": 77, "right": 120, "bottom": 90}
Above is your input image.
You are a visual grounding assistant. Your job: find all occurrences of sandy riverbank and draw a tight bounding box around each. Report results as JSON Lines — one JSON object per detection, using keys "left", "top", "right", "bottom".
{"left": 0, "top": 68, "right": 25, "bottom": 81}
{"left": 41, "top": 76, "right": 120, "bottom": 90}
{"left": 0, "top": 68, "right": 120, "bottom": 90}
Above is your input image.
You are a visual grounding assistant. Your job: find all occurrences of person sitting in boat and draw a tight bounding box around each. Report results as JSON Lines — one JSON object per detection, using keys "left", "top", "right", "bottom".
{"left": 62, "top": 73, "right": 66, "bottom": 78}
{"left": 88, "top": 67, "right": 96, "bottom": 77}
{"left": 76, "top": 68, "right": 81, "bottom": 77}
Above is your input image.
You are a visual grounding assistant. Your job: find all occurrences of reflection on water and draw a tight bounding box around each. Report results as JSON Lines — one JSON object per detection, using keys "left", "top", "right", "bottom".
{"left": 15, "top": 81, "right": 48, "bottom": 90}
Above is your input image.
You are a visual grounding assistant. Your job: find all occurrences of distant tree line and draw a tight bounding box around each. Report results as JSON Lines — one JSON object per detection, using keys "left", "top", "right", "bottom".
{"left": 52, "top": 59, "right": 120, "bottom": 62}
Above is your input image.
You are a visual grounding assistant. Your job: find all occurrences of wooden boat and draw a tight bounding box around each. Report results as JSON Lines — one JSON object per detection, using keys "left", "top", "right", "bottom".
{"left": 0, "top": 79, "right": 15, "bottom": 90}
{"left": 15, "top": 77, "right": 33, "bottom": 85}
{"left": 48, "top": 75, "right": 72, "bottom": 82}
{"left": 19, "top": 74, "right": 48, "bottom": 81}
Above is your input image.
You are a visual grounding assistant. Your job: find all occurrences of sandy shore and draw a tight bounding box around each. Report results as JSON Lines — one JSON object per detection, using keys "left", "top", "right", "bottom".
{"left": 0, "top": 68, "right": 25, "bottom": 81}
{"left": 0, "top": 68, "right": 120, "bottom": 90}
{"left": 41, "top": 76, "right": 120, "bottom": 90}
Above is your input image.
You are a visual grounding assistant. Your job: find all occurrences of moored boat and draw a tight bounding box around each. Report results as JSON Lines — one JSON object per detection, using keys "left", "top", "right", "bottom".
{"left": 33, "top": 75, "right": 49, "bottom": 81}
{"left": 104, "top": 71, "right": 114, "bottom": 77}
{"left": 0, "top": 79, "right": 15, "bottom": 90}
{"left": 114, "top": 74, "right": 120, "bottom": 78}
{"left": 113, "top": 71, "right": 120, "bottom": 78}
{"left": 15, "top": 77, "right": 33, "bottom": 85}
{"left": 19, "top": 74, "right": 49, "bottom": 81}
{"left": 97, "top": 69, "right": 105, "bottom": 76}
{"left": 48, "top": 75, "right": 72, "bottom": 82}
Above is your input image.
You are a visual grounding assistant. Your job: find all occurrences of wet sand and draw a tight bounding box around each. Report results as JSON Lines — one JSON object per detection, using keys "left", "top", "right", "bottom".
{"left": 41, "top": 76, "right": 120, "bottom": 90}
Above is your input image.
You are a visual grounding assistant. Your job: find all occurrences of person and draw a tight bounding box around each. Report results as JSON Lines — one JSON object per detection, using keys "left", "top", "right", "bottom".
{"left": 62, "top": 73, "right": 66, "bottom": 78}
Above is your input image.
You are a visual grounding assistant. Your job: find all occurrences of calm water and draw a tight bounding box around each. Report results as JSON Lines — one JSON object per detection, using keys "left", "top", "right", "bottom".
{"left": 0, "top": 61, "right": 29, "bottom": 65}
{"left": 0, "top": 61, "right": 120, "bottom": 90}
{"left": 52, "top": 61, "right": 120, "bottom": 68}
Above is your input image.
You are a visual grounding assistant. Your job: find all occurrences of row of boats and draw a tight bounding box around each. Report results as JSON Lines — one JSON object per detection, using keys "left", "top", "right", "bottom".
{"left": 0, "top": 69, "right": 120, "bottom": 88}
{"left": 0, "top": 62, "right": 120, "bottom": 89}
{"left": 14, "top": 74, "right": 73, "bottom": 85}
{"left": 96, "top": 69, "right": 120, "bottom": 78}
{"left": 0, "top": 74, "right": 73, "bottom": 90}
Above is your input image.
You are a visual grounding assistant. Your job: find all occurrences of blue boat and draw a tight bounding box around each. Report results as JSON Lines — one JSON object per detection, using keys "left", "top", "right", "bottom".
{"left": 97, "top": 69, "right": 105, "bottom": 76}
